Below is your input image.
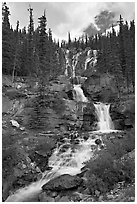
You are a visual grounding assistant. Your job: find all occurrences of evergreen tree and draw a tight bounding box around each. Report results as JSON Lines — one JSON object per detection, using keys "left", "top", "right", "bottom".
{"left": 27, "top": 5, "right": 34, "bottom": 76}
{"left": 48, "top": 28, "right": 53, "bottom": 42}
{"left": 12, "top": 20, "right": 21, "bottom": 81}
{"left": 68, "top": 32, "right": 71, "bottom": 46}
{"left": 19, "top": 27, "right": 29, "bottom": 76}
{"left": 118, "top": 15, "right": 126, "bottom": 77}
{"left": 2, "top": 2, "right": 13, "bottom": 75}
{"left": 38, "top": 10, "right": 50, "bottom": 79}
{"left": 129, "top": 20, "right": 135, "bottom": 92}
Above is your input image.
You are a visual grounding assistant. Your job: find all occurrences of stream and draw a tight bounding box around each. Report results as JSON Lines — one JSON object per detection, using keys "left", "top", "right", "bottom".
{"left": 5, "top": 85, "right": 117, "bottom": 202}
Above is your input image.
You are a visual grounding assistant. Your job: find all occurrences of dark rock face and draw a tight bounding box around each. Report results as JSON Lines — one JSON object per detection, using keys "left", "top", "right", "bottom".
{"left": 42, "top": 174, "right": 83, "bottom": 191}
{"left": 111, "top": 98, "right": 135, "bottom": 130}
{"left": 82, "top": 73, "right": 118, "bottom": 103}
{"left": 82, "top": 102, "right": 97, "bottom": 131}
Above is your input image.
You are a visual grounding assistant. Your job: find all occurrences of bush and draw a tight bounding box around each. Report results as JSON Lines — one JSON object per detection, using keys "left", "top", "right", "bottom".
{"left": 86, "top": 131, "right": 135, "bottom": 194}
{"left": 87, "top": 174, "right": 108, "bottom": 195}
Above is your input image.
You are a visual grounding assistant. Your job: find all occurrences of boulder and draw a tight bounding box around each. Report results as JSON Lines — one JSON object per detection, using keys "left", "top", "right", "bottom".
{"left": 58, "top": 196, "right": 70, "bottom": 202}
{"left": 82, "top": 73, "right": 118, "bottom": 103}
{"left": 113, "top": 119, "right": 125, "bottom": 130}
{"left": 42, "top": 174, "right": 83, "bottom": 191}
{"left": 39, "top": 192, "right": 55, "bottom": 202}
{"left": 2, "top": 95, "right": 13, "bottom": 113}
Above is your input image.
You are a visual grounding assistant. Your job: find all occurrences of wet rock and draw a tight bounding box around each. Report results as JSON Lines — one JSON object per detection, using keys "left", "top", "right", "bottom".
{"left": 54, "top": 195, "right": 61, "bottom": 202}
{"left": 39, "top": 192, "right": 55, "bottom": 202}
{"left": 95, "top": 139, "right": 102, "bottom": 145}
{"left": 58, "top": 196, "right": 70, "bottom": 202}
{"left": 98, "top": 195, "right": 104, "bottom": 201}
{"left": 42, "top": 174, "right": 83, "bottom": 191}
{"left": 10, "top": 119, "right": 20, "bottom": 128}
{"left": 95, "top": 190, "right": 100, "bottom": 197}
{"left": 73, "top": 139, "right": 80, "bottom": 145}
{"left": 45, "top": 166, "right": 53, "bottom": 171}
{"left": 50, "top": 191, "right": 58, "bottom": 198}
{"left": 90, "top": 145, "right": 97, "bottom": 150}
{"left": 100, "top": 144, "right": 105, "bottom": 149}
{"left": 29, "top": 152, "right": 49, "bottom": 172}
{"left": 83, "top": 134, "right": 89, "bottom": 140}
{"left": 59, "top": 144, "right": 70, "bottom": 153}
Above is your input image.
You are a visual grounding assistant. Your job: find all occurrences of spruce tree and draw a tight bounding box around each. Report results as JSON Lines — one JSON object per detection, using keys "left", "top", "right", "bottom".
{"left": 12, "top": 20, "right": 21, "bottom": 82}
{"left": 118, "top": 15, "right": 126, "bottom": 77}
{"left": 2, "top": 2, "right": 13, "bottom": 75}
{"left": 38, "top": 10, "right": 50, "bottom": 79}
{"left": 129, "top": 20, "right": 135, "bottom": 92}
{"left": 27, "top": 5, "right": 34, "bottom": 76}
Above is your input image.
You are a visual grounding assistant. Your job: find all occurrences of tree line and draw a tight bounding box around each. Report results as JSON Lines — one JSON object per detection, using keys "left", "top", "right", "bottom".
{"left": 63, "top": 16, "right": 135, "bottom": 93}
{"left": 2, "top": 2, "right": 135, "bottom": 93}
{"left": 2, "top": 3, "right": 63, "bottom": 81}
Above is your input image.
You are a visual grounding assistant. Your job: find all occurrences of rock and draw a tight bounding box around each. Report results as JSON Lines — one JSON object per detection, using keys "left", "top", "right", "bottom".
{"left": 100, "top": 144, "right": 105, "bottom": 149}
{"left": 113, "top": 119, "right": 125, "bottom": 130}
{"left": 98, "top": 195, "right": 104, "bottom": 201}
{"left": 90, "top": 145, "right": 97, "bottom": 150}
{"left": 10, "top": 119, "right": 20, "bottom": 128}
{"left": 95, "top": 190, "right": 100, "bottom": 197}
{"left": 82, "top": 73, "right": 117, "bottom": 103}
{"left": 20, "top": 126, "right": 25, "bottom": 131}
{"left": 73, "top": 139, "right": 80, "bottom": 145}
{"left": 39, "top": 192, "right": 55, "bottom": 202}
{"left": 95, "top": 138, "right": 102, "bottom": 145}
{"left": 50, "top": 191, "right": 58, "bottom": 198}
{"left": 2, "top": 95, "right": 13, "bottom": 113}
{"left": 5, "top": 88, "right": 27, "bottom": 100}
{"left": 58, "top": 196, "right": 70, "bottom": 202}
{"left": 54, "top": 195, "right": 61, "bottom": 202}
{"left": 83, "top": 134, "right": 89, "bottom": 140}
{"left": 107, "top": 194, "right": 114, "bottom": 200}
{"left": 42, "top": 174, "right": 83, "bottom": 191}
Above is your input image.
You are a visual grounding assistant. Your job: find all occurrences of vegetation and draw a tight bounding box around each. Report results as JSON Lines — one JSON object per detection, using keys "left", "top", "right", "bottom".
{"left": 86, "top": 130, "right": 135, "bottom": 195}
{"left": 2, "top": 2, "right": 135, "bottom": 201}
{"left": 2, "top": 3, "right": 135, "bottom": 95}
{"left": 2, "top": 3, "right": 62, "bottom": 79}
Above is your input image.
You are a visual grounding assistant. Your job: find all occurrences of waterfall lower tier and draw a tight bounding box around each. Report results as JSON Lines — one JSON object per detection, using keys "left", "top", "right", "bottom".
{"left": 94, "top": 102, "right": 114, "bottom": 133}
{"left": 5, "top": 134, "right": 101, "bottom": 202}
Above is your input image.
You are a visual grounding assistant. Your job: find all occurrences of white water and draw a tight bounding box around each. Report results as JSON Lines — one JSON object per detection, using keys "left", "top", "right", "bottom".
{"left": 5, "top": 134, "right": 100, "bottom": 202}
{"left": 84, "top": 49, "right": 98, "bottom": 70}
{"left": 5, "top": 85, "right": 116, "bottom": 202}
{"left": 94, "top": 102, "right": 114, "bottom": 132}
{"left": 73, "top": 84, "right": 88, "bottom": 103}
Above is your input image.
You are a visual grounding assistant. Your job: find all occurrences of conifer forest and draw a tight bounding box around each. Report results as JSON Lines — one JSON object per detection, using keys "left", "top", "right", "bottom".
{"left": 2, "top": 2, "right": 135, "bottom": 202}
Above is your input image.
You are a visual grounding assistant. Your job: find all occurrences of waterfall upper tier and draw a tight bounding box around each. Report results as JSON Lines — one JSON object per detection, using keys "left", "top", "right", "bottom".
{"left": 73, "top": 84, "right": 88, "bottom": 103}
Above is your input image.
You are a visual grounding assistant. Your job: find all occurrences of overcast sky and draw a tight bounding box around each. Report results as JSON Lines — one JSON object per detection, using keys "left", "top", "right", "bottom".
{"left": 7, "top": 2, "right": 135, "bottom": 41}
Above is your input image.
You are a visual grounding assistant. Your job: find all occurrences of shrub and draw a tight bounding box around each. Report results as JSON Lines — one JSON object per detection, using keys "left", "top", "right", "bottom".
{"left": 86, "top": 132, "right": 135, "bottom": 194}
{"left": 87, "top": 174, "right": 108, "bottom": 195}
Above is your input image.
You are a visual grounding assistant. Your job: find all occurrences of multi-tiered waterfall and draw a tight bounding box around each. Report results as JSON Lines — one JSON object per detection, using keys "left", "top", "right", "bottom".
{"left": 73, "top": 84, "right": 88, "bottom": 103}
{"left": 94, "top": 102, "right": 114, "bottom": 132}
{"left": 5, "top": 48, "right": 116, "bottom": 202}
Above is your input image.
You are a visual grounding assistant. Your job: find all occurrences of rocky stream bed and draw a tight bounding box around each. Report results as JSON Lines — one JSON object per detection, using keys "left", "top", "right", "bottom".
{"left": 2, "top": 75, "right": 135, "bottom": 202}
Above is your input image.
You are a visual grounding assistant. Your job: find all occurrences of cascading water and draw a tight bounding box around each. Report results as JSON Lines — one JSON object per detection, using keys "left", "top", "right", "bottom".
{"left": 5, "top": 133, "right": 101, "bottom": 202}
{"left": 5, "top": 82, "right": 116, "bottom": 202}
{"left": 73, "top": 84, "right": 88, "bottom": 103}
{"left": 84, "top": 49, "right": 98, "bottom": 70}
{"left": 94, "top": 102, "right": 114, "bottom": 132}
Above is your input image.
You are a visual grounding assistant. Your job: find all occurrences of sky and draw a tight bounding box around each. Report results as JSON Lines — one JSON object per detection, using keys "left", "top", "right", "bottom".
{"left": 7, "top": 1, "right": 135, "bottom": 41}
